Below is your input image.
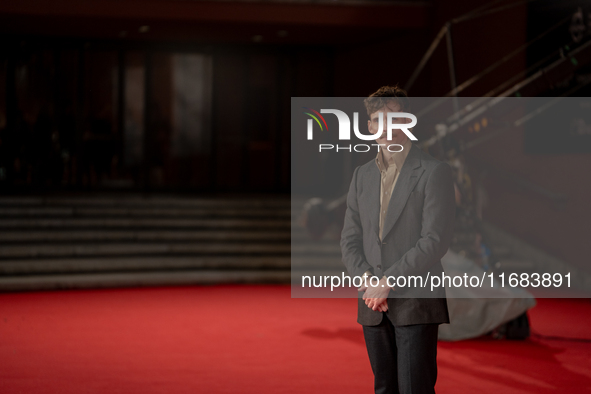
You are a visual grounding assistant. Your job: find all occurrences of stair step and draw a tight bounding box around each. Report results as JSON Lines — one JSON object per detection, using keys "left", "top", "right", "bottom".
{"left": 291, "top": 256, "right": 344, "bottom": 269}
{"left": 0, "top": 242, "right": 343, "bottom": 259}
{"left": 0, "top": 243, "right": 291, "bottom": 259}
{"left": 0, "top": 256, "right": 292, "bottom": 275}
{"left": 0, "top": 196, "right": 290, "bottom": 209}
{"left": 0, "top": 207, "right": 291, "bottom": 218}
{"left": 0, "top": 255, "right": 345, "bottom": 275}
{"left": 292, "top": 243, "right": 342, "bottom": 256}
{"left": 0, "top": 218, "right": 290, "bottom": 229}
{"left": 0, "top": 227, "right": 323, "bottom": 244}
{"left": 0, "top": 230, "right": 291, "bottom": 243}
{"left": 0, "top": 269, "right": 291, "bottom": 292}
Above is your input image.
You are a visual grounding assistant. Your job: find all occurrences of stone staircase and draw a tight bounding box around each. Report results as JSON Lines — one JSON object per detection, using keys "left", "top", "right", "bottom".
{"left": 0, "top": 195, "right": 292, "bottom": 291}
{"left": 4, "top": 194, "right": 587, "bottom": 293}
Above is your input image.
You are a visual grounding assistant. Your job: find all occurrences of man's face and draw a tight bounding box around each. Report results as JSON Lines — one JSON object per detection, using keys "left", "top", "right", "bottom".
{"left": 367, "top": 101, "right": 409, "bottom": 147}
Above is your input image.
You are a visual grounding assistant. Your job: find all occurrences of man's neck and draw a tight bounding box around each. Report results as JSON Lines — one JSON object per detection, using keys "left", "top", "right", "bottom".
{"left": 381, "top": 138, "right": 410, "bottom": 167}
{"left": 381, "top": 148, "right": 394, "bottom": 166}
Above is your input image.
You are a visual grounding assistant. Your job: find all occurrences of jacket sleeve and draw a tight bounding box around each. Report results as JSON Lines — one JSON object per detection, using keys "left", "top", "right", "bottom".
{"left": 340, "top": 165, "right": 373, "bottom": 277}
{"left": 383, "top": 161, "right": 456, "bottom": 279}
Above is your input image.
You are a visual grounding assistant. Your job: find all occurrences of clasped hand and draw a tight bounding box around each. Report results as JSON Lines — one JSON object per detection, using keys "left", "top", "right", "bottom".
{"left": 358, "top": 276, "right": 393, "bottom": 312}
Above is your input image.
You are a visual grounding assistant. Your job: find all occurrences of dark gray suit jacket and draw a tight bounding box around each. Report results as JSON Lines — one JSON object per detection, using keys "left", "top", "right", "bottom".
{"left": 340, "top": 143, "right": 455, "bottom": 326}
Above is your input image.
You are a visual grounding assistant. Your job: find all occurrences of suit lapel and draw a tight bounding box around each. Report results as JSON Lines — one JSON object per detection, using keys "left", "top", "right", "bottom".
{"left": 381, "top": 144, "right": 424, "bottom": 241}
{"left": 366, "top": 164, "right": 381, "bottom": 242}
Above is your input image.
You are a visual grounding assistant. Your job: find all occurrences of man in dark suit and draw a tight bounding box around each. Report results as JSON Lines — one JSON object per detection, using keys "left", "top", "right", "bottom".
{"left": 340, "top": 86, "right": 456, "bottom": 394}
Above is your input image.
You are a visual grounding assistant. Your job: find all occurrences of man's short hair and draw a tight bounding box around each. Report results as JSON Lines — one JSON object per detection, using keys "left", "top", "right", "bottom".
{"left": 364, "top": 85, "right": 410, "bottom": 117}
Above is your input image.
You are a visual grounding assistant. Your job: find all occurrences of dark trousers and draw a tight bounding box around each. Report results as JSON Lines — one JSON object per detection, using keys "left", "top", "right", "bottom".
{"left": 362, "top": 313, "right": 439, "bottom": 394}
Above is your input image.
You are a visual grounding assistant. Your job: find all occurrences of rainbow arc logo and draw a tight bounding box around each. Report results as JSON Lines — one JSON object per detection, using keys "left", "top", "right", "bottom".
{"left": 302, "top": 108, "right": 328, "bottom": 131}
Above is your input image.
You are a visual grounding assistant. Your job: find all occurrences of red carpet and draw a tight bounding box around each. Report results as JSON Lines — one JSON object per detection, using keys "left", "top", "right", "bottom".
{"left": 1, "top": 285, "right": 590, "bottom": 393}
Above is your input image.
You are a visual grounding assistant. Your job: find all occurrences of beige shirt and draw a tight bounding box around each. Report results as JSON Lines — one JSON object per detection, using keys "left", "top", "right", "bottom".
{"left": 375, "top": 138, "right": 412, "bottom": 241}
{"left": 363, "top": 138, "right": 412, "bottom": 280}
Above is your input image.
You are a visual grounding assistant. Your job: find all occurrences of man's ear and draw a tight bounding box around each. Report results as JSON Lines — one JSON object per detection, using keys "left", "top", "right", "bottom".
{"left": 367, "top": 119, "right": 372, "bottom": 133}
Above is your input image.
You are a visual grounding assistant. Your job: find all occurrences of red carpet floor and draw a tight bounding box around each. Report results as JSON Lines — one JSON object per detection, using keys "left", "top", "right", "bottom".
{"left": 1, "top": 285, "right": 590, "bottom": 393}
